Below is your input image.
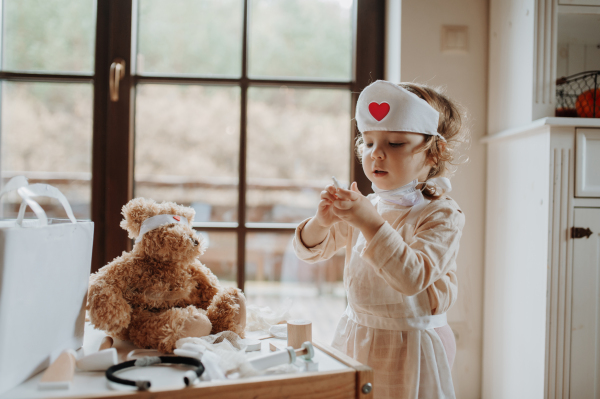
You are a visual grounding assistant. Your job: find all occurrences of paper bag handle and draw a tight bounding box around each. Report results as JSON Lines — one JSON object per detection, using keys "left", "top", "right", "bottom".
{"left": 16, "top": 184, "right": 77, "bottom": 226}
{"left": 0, "top": 176, "right": 29, "bottom": 199}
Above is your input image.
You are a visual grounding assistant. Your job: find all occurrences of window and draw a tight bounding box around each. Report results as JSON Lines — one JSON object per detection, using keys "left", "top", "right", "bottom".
{"left": 0, "top": 0, "right": 96, "bottom": 220}
{"left": 0, "top": 0, "right": 384, "bottom": 342}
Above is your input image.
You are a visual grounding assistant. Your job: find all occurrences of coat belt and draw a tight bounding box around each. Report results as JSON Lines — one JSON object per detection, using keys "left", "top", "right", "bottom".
{"left": 345, "top": 305, "right": 448, "bottom": 331}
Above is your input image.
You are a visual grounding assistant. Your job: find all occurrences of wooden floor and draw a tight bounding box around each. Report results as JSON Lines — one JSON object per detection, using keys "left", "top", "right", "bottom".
{"left": 243, "top": 281, "right": 347, "bottom": 344}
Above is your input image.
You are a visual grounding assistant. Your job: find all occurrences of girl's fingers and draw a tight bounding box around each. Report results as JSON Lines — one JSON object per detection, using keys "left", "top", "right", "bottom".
{"left": 335, "top": 188, "right": 360, "bottom": 201}
{"left": 320, "top": 190, "right": 336, "bottom": 202}
{"left": 320, "top": 199, "right": 339, "bottom": 213}
{"left": 325, "top": 184, "right": 337, "bottom": 195}
{"left": 331, "top": 206, "right": 348, "bottom": 218}
{"left": 326, "top": 185, "right": 340, "bottom": 199}
{"left": 320, "top": 185, "right": 337, "bottom": 197}
{"left": 318, "top": 199, "right": 332, "bottom": 209}
{"left": 333, "top": 199, "right": 354, "bottom": 210}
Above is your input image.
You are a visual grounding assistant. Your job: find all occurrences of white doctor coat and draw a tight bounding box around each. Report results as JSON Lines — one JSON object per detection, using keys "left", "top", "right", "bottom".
{"left": 293, "top": 195, "right": 465, "bottom": 399}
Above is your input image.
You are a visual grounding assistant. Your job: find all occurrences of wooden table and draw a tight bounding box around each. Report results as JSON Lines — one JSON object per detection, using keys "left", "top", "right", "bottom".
{"left": 2, "top": 324, "right": 373, "bottom": 399}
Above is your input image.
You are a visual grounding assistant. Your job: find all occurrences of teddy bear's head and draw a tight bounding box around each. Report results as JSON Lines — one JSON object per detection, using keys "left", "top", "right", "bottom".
{"left": 120, "top": 198, "right": 206, "bottom": 263}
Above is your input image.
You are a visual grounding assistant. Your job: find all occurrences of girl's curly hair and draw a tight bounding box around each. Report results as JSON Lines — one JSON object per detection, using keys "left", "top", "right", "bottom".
{"left": 355, "top": 82, "right": 470, "bottom": 200}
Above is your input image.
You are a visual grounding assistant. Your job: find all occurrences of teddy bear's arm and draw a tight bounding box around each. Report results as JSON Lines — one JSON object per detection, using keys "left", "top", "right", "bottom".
{"left": 87, "top": 268, "right": 132, "bottom": 334}
{"left": 186, "top": 261, "right": 246, "bottom": 338}
{"left": 188, "top": 261, "right": 220, "bottom": 309}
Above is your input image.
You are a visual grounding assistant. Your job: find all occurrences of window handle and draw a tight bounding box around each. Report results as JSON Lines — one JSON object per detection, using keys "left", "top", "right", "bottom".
{"left": 109, "top": 58, "right": 126, "bottom": 102}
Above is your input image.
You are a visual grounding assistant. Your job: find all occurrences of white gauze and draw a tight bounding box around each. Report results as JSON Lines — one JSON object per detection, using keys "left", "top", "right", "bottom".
{"left": 135, "top": 214, "right": 189, "bottom": 243}
{"left": 355, "top": 80, "right": 445, "bottom": 141}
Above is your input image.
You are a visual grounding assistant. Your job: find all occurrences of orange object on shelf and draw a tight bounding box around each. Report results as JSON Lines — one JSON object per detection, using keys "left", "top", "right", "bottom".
{"left": 576, "top": 89, "right": 600, "bottom": 118}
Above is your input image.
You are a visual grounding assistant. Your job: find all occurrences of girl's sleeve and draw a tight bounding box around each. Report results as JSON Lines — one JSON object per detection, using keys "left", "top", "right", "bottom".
{"left": 292, "top": 217, "right": 350, "bottom": 263}
{"left": 360, "top": 200, "right": 465, "bottom": 298}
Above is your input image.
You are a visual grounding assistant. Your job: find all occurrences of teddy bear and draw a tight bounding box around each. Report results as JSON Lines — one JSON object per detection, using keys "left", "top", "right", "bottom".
{"left": 87, "top": 198, "right": 246, "bottom": 353}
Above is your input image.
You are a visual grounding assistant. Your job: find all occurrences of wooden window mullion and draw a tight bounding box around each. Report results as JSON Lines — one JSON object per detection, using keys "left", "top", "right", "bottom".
{"left": 91, "top": 0, "right": 110, "bottom": 273}
{"left": 100, "top": 0, "right": 135, "bottom": 269}
{"left": 352, "top": 0, "right": 385, "bottom": 195}
{"left": 237, "top": 0, "right": 249, "bottom": 291}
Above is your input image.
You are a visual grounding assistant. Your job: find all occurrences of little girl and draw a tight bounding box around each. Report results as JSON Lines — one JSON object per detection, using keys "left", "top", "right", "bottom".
{"left": 293, "top": 80, "right": 467, "bottom": 399}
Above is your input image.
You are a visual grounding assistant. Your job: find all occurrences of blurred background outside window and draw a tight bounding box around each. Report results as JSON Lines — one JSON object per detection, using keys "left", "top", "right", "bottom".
{"left": 0, "top": 0, "right": 354, "bottom": 343}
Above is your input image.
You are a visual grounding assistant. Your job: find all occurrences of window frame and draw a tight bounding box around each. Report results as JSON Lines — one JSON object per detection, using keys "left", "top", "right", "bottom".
{"left": 0, "top": 0, "right": 385, "bottom": 286}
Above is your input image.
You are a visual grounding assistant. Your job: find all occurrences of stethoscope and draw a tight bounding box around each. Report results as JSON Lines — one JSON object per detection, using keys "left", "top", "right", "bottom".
{"left": 105, "top": 356, "right": 204, "bottom": 390}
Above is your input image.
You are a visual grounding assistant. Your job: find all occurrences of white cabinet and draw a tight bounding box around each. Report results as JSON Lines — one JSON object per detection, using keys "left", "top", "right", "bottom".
{"left": 570, "top": 208, "right": 600, "bottom": 399}
{"left": 489, "top": 0, "right": 600, "bottom": 135}
{"left": 488, "top": 0, "right": 554, "bottom": 133}
{"left": 483, "top": 119, "right": 600, "bottom": 399}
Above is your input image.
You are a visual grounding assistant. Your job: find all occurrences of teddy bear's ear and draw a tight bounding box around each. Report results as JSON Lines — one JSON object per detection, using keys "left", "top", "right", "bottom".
{"left": 159, "top": 201, "right": 196, "bottom": 224}
{"left": 120, "top": 197, "right": 160, "bottom": 238}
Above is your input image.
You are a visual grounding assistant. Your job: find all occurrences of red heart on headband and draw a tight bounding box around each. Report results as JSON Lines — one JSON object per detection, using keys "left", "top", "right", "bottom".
{"left": 368, "top": 102, "right": 390, "bottom": 121}
{"left": 173, "top": 216, "right": 181, "bottom": 221}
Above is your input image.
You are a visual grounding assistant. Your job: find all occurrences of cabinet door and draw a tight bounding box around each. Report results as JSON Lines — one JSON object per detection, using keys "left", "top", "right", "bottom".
{"left": 576, "top": 129, "right": 600, "bottom": 197}
{"left": 570, "top": 208, "right": 600, "bottom": 398}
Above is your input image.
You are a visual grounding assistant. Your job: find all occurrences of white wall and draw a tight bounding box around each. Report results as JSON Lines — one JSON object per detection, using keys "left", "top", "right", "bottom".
{"left": 385, "top": 0, "right": 402, "bottom": 82}
{"left": 488, "top": 0, "right": 536, "bottom": 134}
{"left": 398, "top": 1, "right": 489, "bottom": 398}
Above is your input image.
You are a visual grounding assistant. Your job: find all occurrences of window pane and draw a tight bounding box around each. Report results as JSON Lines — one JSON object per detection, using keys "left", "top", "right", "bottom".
{"left": 196, "top": 231, "right": 237, "bottom": 287}
{"left": 0, "top": 82, "right": 93, "bottom": 219}
{"left": 245, "top": 232, "right": 346, "bottom": 343}
{"left": 134, "top": 84, "right": 240, "bottom": 223}
{"left": 3, "top": 0, "right": 96, "bottom": 73}
{"left": 137, "top": 0, "right": 243, "bottom": 76}
{"left": 248, "top": 0, "right": 353, "bottom": 79}
{"left": 247, "top": 86, "right": 350, "bottom": 223}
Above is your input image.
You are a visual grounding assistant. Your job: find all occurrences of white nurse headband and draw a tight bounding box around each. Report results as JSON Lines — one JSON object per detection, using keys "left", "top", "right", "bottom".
{"left": 135, "top": 214, "right": 189, "bottom": 243}
{"left": 355, "top": 80, "right": 446, "bottom": 141}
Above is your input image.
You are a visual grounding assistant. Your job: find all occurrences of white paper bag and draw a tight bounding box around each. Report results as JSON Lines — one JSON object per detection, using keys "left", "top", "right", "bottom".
{"left": 0, "top": 176, "right": 94, "bottom": 395}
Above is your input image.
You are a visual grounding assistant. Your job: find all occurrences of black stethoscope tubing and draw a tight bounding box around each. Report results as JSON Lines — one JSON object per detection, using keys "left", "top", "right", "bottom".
{"left": 105, "top": 356, "right": 204, "bottom": 390}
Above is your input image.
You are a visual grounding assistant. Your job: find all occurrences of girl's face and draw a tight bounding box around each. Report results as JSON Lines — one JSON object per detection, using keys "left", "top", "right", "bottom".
{"left": 361, "top": 130, "right": 431, "bottom": 190}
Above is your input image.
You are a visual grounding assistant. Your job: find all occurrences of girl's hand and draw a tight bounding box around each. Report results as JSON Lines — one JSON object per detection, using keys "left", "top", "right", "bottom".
{"left": 332, "top": 182, "right": 385, "bottom": 242}
{"left": 314, "top": 184, "right": 343, "bottom": 228}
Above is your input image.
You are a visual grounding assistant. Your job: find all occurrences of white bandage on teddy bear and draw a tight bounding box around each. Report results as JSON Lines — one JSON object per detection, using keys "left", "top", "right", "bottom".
{"left": 136, "top": 214, "right": 189, "bottom": 243}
